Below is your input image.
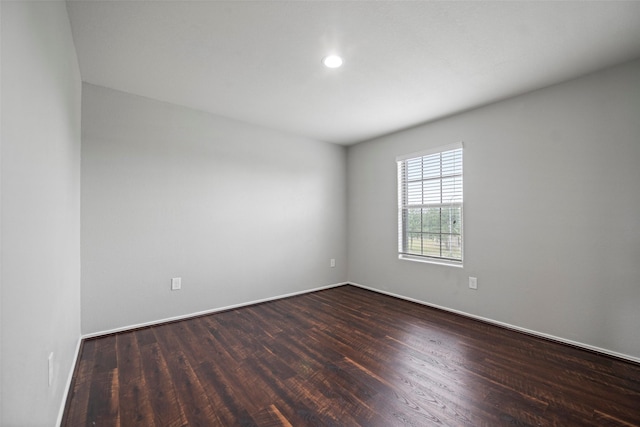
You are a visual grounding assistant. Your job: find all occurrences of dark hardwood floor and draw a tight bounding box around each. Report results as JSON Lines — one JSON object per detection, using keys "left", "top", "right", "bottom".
{"left": 62, "top": 285, "right": 640, "bottom": 426}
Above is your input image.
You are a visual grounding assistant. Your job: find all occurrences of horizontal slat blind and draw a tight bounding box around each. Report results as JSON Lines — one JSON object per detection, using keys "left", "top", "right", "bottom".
{"left": 398, "top": 146, "right": 463, "bottom": 262}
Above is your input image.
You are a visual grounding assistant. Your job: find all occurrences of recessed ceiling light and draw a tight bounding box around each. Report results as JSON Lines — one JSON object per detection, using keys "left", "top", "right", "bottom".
{"left": 322, "top": 55, "right": 343, "bottom": 69}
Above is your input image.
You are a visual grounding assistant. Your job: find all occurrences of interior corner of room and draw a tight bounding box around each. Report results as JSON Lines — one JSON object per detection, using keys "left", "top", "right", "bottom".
{"left": 2, "top": 1, "right": 640, "bottom": 425}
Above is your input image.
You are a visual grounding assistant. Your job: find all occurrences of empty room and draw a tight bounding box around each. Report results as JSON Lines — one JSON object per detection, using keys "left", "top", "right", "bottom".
{"left": 2, "top": 1, "right": 640, "bottom": 426}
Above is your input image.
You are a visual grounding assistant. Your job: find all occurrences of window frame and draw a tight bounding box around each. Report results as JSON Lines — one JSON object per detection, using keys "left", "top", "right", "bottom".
{"left": 397, "top": 142, "right": 464, "bottom": 267}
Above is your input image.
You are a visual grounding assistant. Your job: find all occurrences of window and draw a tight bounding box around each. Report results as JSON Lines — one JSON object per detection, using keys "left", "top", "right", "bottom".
{"left": 397, "top": 143, "right": 463, "bottom": 264}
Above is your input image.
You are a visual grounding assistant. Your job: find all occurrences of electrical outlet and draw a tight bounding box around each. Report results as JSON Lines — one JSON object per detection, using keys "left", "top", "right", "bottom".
{"left": 330, "top": 259, "right": 336, "bottom": 268}
{"left": 171, "top": 277, "right": 182, "bottom": 291}
{"left": 48, "top": 352, "right": 54, "bottom": 387}
{"left": 469, "top": 277, "right": 478, "bottom": 290}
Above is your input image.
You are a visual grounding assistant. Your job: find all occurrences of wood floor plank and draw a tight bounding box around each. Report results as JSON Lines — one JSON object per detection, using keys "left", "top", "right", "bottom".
{"left": 154, "top": 324, "right": 221, "bottom": 426}
{"left": 138, "top": 338, "right": 188, "bottom": 426}
{"left": 63, "top": 285, "right": 640, "bottom": 426}
{"left": 250, "top": 351, "right": 342, "bottom": 426}
{"left": 175, "top": 319, "right": 261, "bottom": 425}
{"left": 115, "top": 332, "right": 157, "bottom": 426}
{"left": 252, "top": 404, "right": 294, "bottom": 427}
{"left": 85, "top": 338, "right": 120, "bottom": 426}
{"left": 60, "top": 339, "right": 96, "bottom": 426}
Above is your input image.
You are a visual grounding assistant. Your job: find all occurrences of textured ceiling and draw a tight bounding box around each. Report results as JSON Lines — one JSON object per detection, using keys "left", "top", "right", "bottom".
{"left": 67, "top": 1, "right": 640, "bottom": 145}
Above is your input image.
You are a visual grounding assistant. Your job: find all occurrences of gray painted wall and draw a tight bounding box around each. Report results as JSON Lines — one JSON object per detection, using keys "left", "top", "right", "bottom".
{"left": 81, "top": 84, "right": 348, "bottom": 335}
{"left": 347, "top": 58, "right": 640, "bottom": 360}
{"left": 1, "top": 2, "right": 82, "bottom": 425}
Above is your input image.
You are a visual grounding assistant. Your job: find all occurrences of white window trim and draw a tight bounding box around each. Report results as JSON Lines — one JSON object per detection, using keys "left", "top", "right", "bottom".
{"left": 397, "top": 142, "right": 464, "bottom": 267}
{"left": 396, "top": 142, "right": 463, "bottom": 162}
{"left": 398, "top": 253, "right": 464, "bottom": 268}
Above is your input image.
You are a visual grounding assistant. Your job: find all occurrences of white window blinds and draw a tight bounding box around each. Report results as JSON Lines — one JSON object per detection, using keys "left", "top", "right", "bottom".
{"left": 398, "top": 144, "right": 463, "bottom": 263}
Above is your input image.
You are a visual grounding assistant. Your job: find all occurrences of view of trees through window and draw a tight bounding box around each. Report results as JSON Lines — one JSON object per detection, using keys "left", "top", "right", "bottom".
{"left": 404, "top": 206, "right": 462, "bottom": 260}
{"left": 398, "top": 146, "right": 463, "bottom": 262}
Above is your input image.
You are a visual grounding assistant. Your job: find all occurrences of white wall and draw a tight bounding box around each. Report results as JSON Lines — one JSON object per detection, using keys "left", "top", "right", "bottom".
{"left": 81, "top": 84, "right": 347, "bottom": 335}
{"left": 347, "top": 58, "right": 640, "bottom": 360}
{"left": 1, "top": 2, "right": 82, "bottom": 425}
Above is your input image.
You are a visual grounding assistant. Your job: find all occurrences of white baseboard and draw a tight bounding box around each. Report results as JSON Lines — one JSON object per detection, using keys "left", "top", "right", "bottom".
{"left": 56, "top": 336, "right": 83, "bottom": 427}
{"left": 82, "top": 282, "right": 348, "bottom": 340}
{"left": 349, "top": 282, "right": 640, "bottom": 365}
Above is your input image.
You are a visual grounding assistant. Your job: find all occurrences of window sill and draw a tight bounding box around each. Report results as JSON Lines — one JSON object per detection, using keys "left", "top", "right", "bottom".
{"left": 398, "top": 254, "right": 463, "bottom": 268}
